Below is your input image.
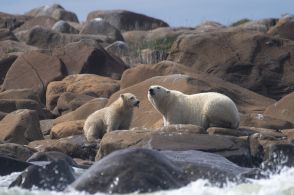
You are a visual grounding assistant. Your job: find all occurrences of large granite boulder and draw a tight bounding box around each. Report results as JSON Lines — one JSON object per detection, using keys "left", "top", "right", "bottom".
{"left": 25, "top": 4, "right": 78, "bottom": 22}
{"left": 46, "top": 74, "right": 118, "bottom": 113}
{"left": 51, "top": 20, "right": 79, "bottom": 34}
{"left": 52, "top": 39, "right": 127, "bottom": 77}
{"left": 72, "top": 148, "right": 257, "bottom": 194}
{"left": 2, "top": 50, "right": 65, "bottom": 101}
{"left": 264, "top": 92, "right": 294, "bottom": 123}
{"left": 16, "top": 26, "right": 114, "bottom": 49}
{"left": 168, "top": 28, "right": 294, "bottom": 100}
{"left": 0, "top": 109, "right": 43, "bottom": 144}
{"left": 55, "top": 92, "right": 95, "bottom": 115}
{"left": 87, "top": 10, "right": 169, "bottom": 31}
{"left": 50, "top": 120, "right": 84, "bottom": 139}
{"left": 80, "top": 19, "right": 124, "bottom": 41}
{"left": 0, "top": 55, "right": 17, "bottom": 84}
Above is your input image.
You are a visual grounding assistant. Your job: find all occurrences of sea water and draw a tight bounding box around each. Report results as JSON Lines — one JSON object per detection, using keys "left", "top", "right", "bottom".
{"left": 0, "top": 167, "right": 294, "bottom": 195}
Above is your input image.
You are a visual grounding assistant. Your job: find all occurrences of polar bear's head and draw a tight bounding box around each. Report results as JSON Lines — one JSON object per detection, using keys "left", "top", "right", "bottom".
{"left": 148, "top": 85, "right": 171, "bottom": 110}
{"left": 120, "top": 93, "right": 140, "bottom": 108}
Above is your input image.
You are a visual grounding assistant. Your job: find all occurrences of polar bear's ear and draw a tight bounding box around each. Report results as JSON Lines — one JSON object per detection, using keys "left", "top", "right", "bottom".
{"left": 120, "top": 94, "right": 125, "bottom": 99}
{"left": 166, "top": 90, "right": 170, "bottom": 94}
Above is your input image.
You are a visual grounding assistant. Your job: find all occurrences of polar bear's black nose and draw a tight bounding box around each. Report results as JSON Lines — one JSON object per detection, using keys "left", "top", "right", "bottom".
{"left": 149, "top": 88, "right": 155, "bottom": 96}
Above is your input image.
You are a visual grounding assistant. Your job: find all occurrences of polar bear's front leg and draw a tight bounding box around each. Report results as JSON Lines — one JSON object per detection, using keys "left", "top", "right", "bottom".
{"left": 163, "top": 117, "right": 170, "bottom": 126}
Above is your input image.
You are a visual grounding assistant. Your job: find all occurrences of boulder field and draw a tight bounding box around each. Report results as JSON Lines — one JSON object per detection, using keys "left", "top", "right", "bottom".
{"left": 0, "top": 4, "right": 293, "bottom": 194}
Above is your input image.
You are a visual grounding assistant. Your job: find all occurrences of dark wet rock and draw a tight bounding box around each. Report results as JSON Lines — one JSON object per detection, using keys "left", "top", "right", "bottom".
{"left": 87, "top": 10, "right": 169, "bottom": 31}
{"left": 28, "top": 135, "right": 97, "bottom": 160}
{"left": 262, "top": 143, "right": 294, "bottom": 172}
{"left": 52, "top": 20, "right": 79, "bottom": 34}
{"left": 27, "top": 151, "right": 89, "bottom": 168}
{"left": 97, "top": 125, "right": 252, "bottom": 167}
{"left": 9, "top": 160, "right": 75, "bottom": 191}
{"left": 80, "top": 19, "right": 124, "bottom": 41}
{"left": 72, "top": 148, "right": 258, "bottom": 194}
{"left": 0, "top": 143, "right": 36, "bottom": 161}
{"left": 0, "top": 155, "right": 32, "bottom": 176}
{"left": 0, "top": 109, "right": 43, "bottom": 144}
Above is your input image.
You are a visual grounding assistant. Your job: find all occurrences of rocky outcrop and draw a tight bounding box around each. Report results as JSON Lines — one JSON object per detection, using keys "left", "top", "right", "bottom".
{"left": 87, "top": 10, "right": 169, "bottom": 31}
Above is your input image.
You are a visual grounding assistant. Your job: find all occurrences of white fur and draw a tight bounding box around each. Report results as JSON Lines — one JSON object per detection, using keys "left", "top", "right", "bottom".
{"left": 148, "top": 85, "right": 240, "bottom": 129}
{"left": 84, "top": 93, "right": 139, "bottom": 142}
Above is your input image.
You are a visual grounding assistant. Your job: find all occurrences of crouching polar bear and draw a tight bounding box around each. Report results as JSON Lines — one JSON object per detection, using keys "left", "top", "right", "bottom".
{"left": 84, "top": 93, "right": 140, "bottom": 142}
{"left": 148, "top": 85, "right": 240, "bottom": 129}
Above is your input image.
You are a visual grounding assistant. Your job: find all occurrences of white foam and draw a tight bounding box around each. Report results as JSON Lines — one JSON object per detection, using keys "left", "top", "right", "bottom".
{"left": 1, "top": 167, "right": 294, "bottom": 195}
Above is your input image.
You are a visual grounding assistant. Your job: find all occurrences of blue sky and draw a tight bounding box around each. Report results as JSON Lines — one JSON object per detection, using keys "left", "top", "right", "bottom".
{"left": 1, "top": 0, "right": 294, "bottom": 27}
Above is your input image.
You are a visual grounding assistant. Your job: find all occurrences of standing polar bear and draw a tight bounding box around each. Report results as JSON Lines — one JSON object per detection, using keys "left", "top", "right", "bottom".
{"left": 84, "top": 93, "right": 140, "bottom": 142}
{"left": 148, "top": 85, "right": 240, "bottom": 129}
